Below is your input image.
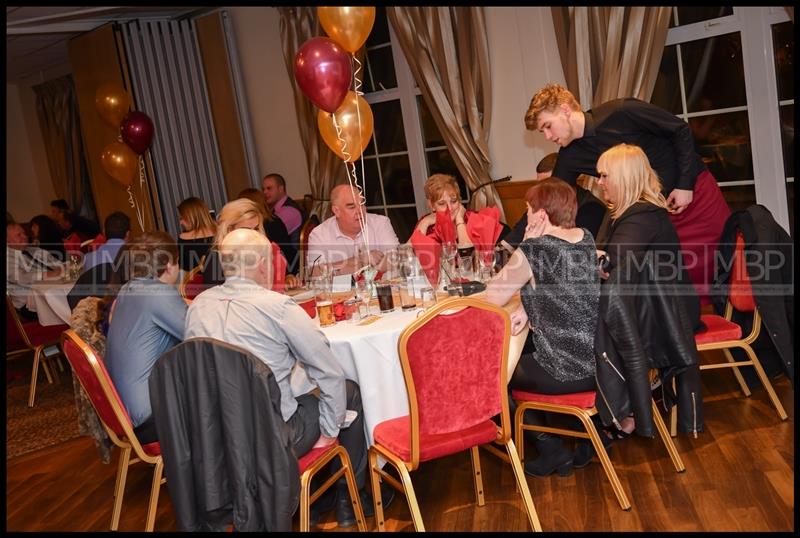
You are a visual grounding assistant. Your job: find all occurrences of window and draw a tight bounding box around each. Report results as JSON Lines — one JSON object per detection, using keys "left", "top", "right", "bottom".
{"left": 357, "top": 7, "right": 467, "bottom": 242}
{"left": 652, "top": 7, "right": 793, "bottom": 234}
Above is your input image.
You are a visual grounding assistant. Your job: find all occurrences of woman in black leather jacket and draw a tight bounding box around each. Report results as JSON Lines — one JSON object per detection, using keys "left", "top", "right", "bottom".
{"left": 594, "top": 144, "right": 704, "bottom": 438}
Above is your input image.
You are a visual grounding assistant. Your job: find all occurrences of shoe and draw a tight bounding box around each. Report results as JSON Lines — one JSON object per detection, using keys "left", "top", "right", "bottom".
{"left": 523, "top": 433, "right": 573, "bottom": 478}
{"left": 308, "top": 487, "right": 337, "bottom": 527}
{"left": 335, "top": 491, "right": 359, "bottom": 528}
{"left": 360, "top": 483, "right": 396, "bottom": 518}
{"left": 573, "top": 432, "right": 614, "bottom": 469}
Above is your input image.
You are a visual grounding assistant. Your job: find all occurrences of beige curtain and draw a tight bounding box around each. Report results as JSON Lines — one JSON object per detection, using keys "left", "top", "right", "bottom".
{"left": 32, "top": 75, "right": 97, "bottom": 220}
{"left": 551, "top": 7, "right": 672, "bottom": 109}
{"left": 277, "top": 7, "right": 347, "bottom": 220}
{"left": 387, "top": 7, "right": 503, "bottom": 218}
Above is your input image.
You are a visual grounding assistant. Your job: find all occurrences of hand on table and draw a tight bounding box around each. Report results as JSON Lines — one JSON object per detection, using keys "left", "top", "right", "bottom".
{"left": 285, "top": 274, "right": 301, "bottom": 290}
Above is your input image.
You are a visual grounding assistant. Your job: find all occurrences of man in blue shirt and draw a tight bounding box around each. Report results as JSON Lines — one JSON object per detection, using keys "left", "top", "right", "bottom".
{"left": 82, "top": 211, "right": 131, "bottom": 272}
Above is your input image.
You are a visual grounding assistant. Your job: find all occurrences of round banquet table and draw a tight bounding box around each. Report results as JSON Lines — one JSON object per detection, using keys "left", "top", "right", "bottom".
{"left": 27, "top": 277, "right": 76, "bottom": 327}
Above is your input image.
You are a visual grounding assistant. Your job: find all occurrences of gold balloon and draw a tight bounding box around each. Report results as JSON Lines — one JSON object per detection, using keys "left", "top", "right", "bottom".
{"left": 95, "top": 82, "right": 132, "bottom": 128}
{"left": 100, "top": 140, "right": 138, "bottom": 188}
{"left": 318, "top": 7, "right": 376, "bottom": 54}
{"left": 318, "top": 91, "right": 374, "bottom": 162}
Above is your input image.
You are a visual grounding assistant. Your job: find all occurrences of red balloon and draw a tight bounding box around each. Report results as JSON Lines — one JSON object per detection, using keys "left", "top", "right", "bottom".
{"left": 294, "top": 37, "right": 352, "bottom": 113}
{"left": 120, "top": 111, "right": 154, "bottom": 155}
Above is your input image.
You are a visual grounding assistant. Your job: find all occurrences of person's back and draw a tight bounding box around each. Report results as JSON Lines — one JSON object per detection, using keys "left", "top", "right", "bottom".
{"left": 518, "top": 230, "right": 599, "bottom": 383}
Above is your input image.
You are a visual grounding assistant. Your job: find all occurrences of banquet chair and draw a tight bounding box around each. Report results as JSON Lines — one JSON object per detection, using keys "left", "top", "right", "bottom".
{"left": 511, "top": 369, "right": 685, "bottom": 512}
{"left": 178, "top": 256, "right": 206, "bottom": 304}
{"left": 60, "top": 329, "right": 165, "bottom": 532}
{"left": 6, "top": 293, "right": 68, "bottom": 407}
{"left": 298, "top": 214, "right": 320, "bottom": 281}
{"left": 670, "top": 232, "right": 788, "bottom": 436}
{"left": 149, "top": 338, "right": 365, "bottom": 531}
{"left": 368, "top": 297, "right": 541, "bottom": 532}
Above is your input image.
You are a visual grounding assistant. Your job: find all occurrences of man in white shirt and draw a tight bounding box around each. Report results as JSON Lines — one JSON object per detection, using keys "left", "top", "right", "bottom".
{"left": 185, "top": 229, "right": 383, "bottom": 527}
{"left": 6, "top": 222, "right": 61, "bottom": 320}
{"left": 307, "top": 184, "right": 399, "bottom": 277}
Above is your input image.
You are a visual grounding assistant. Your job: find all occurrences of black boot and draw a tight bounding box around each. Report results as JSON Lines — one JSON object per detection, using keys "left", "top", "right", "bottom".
{"left": 573, "top": 431, "right": 613, "bottom": 468}
{"left": 524, "top": 433, "right": 574, "bottom": 478}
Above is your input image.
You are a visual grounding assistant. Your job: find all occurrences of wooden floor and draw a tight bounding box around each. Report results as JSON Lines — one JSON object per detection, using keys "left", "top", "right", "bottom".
{"left": 6, "top": 361, "right": 794, "bottom": 532}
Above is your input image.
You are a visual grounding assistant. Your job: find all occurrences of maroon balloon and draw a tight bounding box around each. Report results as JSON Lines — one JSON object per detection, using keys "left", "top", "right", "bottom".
{"left": 294, "top": 37, "right": 352, "bottom": 113}
{"left": 120, "top": 111, "right": 154, "bottom": 155}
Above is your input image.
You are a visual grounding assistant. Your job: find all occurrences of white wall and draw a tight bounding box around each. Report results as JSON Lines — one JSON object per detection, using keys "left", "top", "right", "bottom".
{"left": 6, "top": 83, "right": 57, "bottom": 223}
{"left": 227, "top": 7, "right": 309, "bottom": 199}
{"left": 485, "top": 7, "right": 565, "bottom": 182}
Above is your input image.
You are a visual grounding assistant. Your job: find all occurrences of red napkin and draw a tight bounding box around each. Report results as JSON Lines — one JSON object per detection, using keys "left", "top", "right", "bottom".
{"left": 434, "top": 208, "right": 457, "bottom": 246}
{"left": 409, "top": 228, "right": 442, "bottom": 289}
{"left": 466, "top": 207, "right": 503, "bottom": 254}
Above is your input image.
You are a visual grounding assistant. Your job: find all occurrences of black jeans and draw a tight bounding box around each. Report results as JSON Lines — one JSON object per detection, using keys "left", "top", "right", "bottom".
{"left": 133, "top": 416, "right": 159, "bottom": 444}
{"left": 287, "top": 379, "right": 367, "bottom": 493}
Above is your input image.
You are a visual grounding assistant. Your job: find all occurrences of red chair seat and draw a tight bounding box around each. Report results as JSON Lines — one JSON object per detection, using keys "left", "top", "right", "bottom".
{"left": 374, "top": 416, "right": 497, "bottom": 463}
{"left": 298, "top": 439, "right": 340, "bottom": 473}
{"left": 695, "top": 314, "right": 742, "bottom": 345}
{"left": 142, "top": 441, "right": 162, "bottom": 457}
{"left": 185, "top": 273, "right": 207, "bottom": 300}
{"left": 22, "top": 322, "right": 69, "bottom": 347}
{"left": 512, "top": 390, "right": 596, "bottom": 409}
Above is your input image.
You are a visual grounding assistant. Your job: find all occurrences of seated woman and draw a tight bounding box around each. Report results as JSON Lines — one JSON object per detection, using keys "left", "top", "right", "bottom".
{"left": 202, "top": 198, "right": 290, "bottom": 292}
{"left": 485, "top": 177, "right": 601, "bottom": 478}
{"left": 594, "top": 143, "right": 703, "bottom": 438}
{"left": 409, "top": 173, "right": 504, "bottom": 285}
{"left": 176, "top": 197, "right": 217, "bottom": 273}
{"left": 104, "top": 232, "right": 187, "bottom": 444}
{"left": 237, "top": 188, "right": 299, "bottom": 277}
{"left": 30, "top": 214, "right": 66, "bottom": 262}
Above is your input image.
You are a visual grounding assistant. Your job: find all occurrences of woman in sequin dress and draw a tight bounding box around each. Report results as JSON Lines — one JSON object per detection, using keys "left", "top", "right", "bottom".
{"left": 486, "top": 177, "right": 602, "bottom": 478}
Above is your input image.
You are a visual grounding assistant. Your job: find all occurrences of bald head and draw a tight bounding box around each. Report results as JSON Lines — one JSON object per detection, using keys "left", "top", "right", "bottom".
{"left": 219, "top": 228, "right": 273, "bottom": 286}
{"left": 330, "top": 184, "right": 366, "bottom": 237}
{"left": 330, "top": 184, "right": 362, "bottom": 206}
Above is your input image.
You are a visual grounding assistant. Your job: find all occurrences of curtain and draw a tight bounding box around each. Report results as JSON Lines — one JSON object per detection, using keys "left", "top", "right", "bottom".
{"left": 121, "top": 19, "right": 228, "bottom": 237}
{"left": 277, "top": 7, "right": 347, "bottom": 220}
{"left": 551, "top": 7, "right": 672, "bottom": 108}
{"left": 785, "top": 7, "right": 793, "bottom": 23}
{"left": 32, "top": 75, "right": 97, "bottom": 221}
{"left": 387, "top": 7, "right": 503, "bottom": 218}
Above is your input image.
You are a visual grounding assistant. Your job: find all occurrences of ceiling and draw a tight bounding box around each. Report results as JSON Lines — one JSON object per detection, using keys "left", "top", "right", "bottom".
{"left": 6, "top": 6, "right": 212, "bottom": 83}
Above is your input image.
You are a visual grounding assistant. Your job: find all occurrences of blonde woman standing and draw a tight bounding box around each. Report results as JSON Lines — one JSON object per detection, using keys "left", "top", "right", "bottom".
{"left": 177, "top": 197, "right": 217, "bottom": 272}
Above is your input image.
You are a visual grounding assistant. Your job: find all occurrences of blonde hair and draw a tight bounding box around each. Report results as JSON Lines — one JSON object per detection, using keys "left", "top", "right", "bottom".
{"left": 424, "top": 174, "right": 459, "bottom": 205}
{"left": 596, "top": 144, "right": 668, "bottom": 219}
{"left": 214, "top": 198, "right": 265, "bottom": 246}
{"left": 177, "top": 197, "right": 217, "bottom": 235}
{"left": 524, "top": 83, "right": 581, "bottom": 131}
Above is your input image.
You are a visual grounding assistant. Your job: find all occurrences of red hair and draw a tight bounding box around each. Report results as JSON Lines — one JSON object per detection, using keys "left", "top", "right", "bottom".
{"left": 524, "top": 177, "right": 577, "bottom": 228}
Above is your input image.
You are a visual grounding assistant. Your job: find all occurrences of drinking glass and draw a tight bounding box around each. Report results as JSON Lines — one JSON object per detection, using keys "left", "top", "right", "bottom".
{"left": 398, "top": 280, "right": 417, "bottom": 310}
{"left": 420, "top": 287, "right": 437, "bottom": 309}
{"left": 477, "top": 248, "right": 495, "bottom": 282}
{"left": 355, "top": 276, "right": 373, "bottom": 318}
{"left": 458, "top": 253, "right": 475, "bottom": 281}
{"left": 441, "top": 241, "right": 457, "bottom": 284}
{"left": 376, "top": 282, "right": 395, "bottom": 313}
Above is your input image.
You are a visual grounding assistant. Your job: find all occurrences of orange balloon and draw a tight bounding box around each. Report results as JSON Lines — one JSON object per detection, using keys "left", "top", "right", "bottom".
{"left": 100, "top": 140, "right": 138, "bottom": 188}
{"left": 318, "top": 7, "right": 376, "bottom": 54}
{"left": 318, "top": 91, "right": 374, "bottom": 162}
{"left": 95, "top": 82, "right": 132, "bottom": 128}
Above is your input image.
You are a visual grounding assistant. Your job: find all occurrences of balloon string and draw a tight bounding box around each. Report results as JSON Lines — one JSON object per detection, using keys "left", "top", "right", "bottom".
{"left": 126, "top": 185, "right": 145, "bottom": 232}
{"left": 138, "top": 154, "right": 146, "bottom": 189}
{"left": 352, "top": 54, "right": 368, "bottom": 223}
{"left": 332, "top": 111, "right": 370, "bottom": 262}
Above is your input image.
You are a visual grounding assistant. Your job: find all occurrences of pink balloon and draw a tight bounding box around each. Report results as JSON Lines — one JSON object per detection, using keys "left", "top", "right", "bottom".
{"left": 294, "top": 37, "right": 352, "bottom": 113}
{"left": 121, "top": 111, "right": 154, "bottom": 155}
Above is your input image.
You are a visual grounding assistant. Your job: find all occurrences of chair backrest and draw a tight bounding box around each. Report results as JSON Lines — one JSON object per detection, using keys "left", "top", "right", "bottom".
{"left": 298, "top": 214, "right": 320, "bottom": 278}
{"left": 398, "top": 297, "right": 511, "bottom": 454}
{"left": 729, "top": 232, "right": 756, "bottom": 312}
{"left": 6, "top": 293, "right": 32, "bottom": 350}
{"left": 180, "top": 256, "right": 206, "bottom": 301}
{"left": 61, "top": 329, "right": 136, "bottom": 443}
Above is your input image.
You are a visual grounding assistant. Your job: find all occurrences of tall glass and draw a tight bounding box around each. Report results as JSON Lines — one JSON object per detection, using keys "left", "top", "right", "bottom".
{"left": 441, "top": 241, "right": 457, "bottom": 285}
{"left": 477, "top": 248, "right": 495, "bottom": 282}
{"left": 355, "top": 276, "right": 373, "bottom": 319}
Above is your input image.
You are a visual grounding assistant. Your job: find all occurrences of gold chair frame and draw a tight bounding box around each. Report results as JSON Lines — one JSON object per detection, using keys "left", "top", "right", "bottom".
{"left": 368, "top": 297, "right": 542, "bottom": 532}
{"left": 61, "top": 329, "right": 165, "bottom": 531}
{"left": 669, "top": 303, "right": 788, "bottom": 436}
{"left": 178, "top": 256, "right": 205, "bottom": 305}
{"left": 299, "top": 444, "right": 366, "bottom": 532}
{"left": 6, "top": 293, "right": 65, "bottom": 407}
{"left": 512, "top": 385, "right": 685, "bottom": 512}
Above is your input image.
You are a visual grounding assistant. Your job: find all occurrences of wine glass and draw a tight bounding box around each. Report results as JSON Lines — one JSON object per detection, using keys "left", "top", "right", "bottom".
{"left": 477, "top": 248, "right": 495, "bottom": 282}
{"left": 355, "top": 276, "right": 372, "bottom": 318}
{"left": 441, "top": 241, "right": 457, "bottom": 284}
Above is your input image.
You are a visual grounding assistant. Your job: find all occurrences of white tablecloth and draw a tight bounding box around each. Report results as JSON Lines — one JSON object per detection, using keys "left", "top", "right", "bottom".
{"left": 320, "top": 301, "right": 528, "bottom": 448}
{"left": 27, "top": 279, "right": 74, "bottom": 326}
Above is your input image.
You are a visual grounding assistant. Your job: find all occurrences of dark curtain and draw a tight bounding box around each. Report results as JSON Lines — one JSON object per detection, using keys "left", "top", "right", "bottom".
{"left": 32, "top": 74, "right": 97, "bottom": 221}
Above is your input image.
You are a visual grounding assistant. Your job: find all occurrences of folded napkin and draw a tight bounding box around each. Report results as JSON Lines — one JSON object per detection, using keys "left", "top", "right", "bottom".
{"left": 434, "top": 208, "right": 457, "bottom": 246}
{"left": 409, "top": 228, "right": 442, "bottom": 289}
{"left": 466, "top": 207, "right": 504, "bottom": 254}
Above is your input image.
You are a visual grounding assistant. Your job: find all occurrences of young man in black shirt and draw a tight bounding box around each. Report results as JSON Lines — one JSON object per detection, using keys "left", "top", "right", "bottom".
{"left": 523, "top": 83, "right": 730, "bottom": 303}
